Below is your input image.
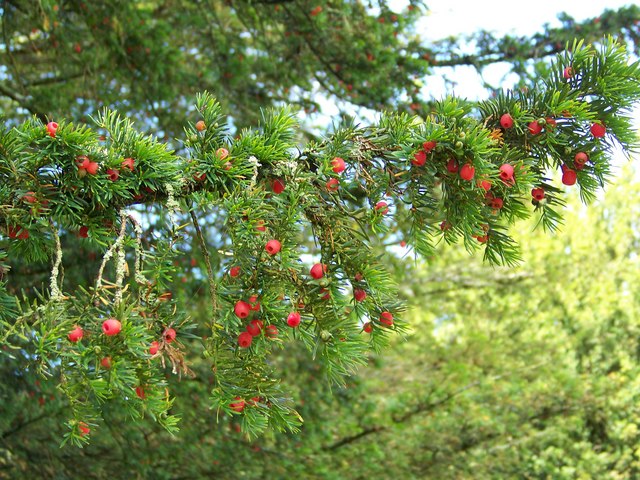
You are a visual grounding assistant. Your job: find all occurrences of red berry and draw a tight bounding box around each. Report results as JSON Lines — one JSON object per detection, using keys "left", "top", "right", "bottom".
{"left": 400, "top": 240, "right": 407, "bottom": 247}
{"left": 363, "top": 322, "right": 373, "bottom": 333}
{"left": 272, "top": 178, "right": 285, "bottom": 194}
{"left": 101, "top": 357, "right": 112, "bottom": 369}
{"left": 79, "top": 226, "right": 89, "bottom": 238}
{"left": 310, "top": 263, "right": 327, "bottom": 279}
{"left": 246, "top": 319, "right": 263, "bottom": 337}
{"left": 149, "top": 341, "right": 159, "bottom": 355}
{"left": 85, "top": 162, "right": 99, "bottom": 175}
{"left": 476, "top": 235, "right": 488, "bottom": 244}
{"left": 379, "top": 312, "right": 393, "bottom": 327}
{"left": 320, "top": 288, "right": 330, "bottom": 300}
{"left": 135, "top": 386, "right": 146, "bottom": 399}
{"left": 459, "top": 163, "right": 475, "bottom": 181}
{"left": 163, "top": 327, "right": 176, "bottom": 343}
{"left": 374, "top": 201, "right": 389, "bottom": 215}
{"left": 102, "top": 318, "right": 121, "bottom": 336}
{"left": 106, "top": 169, "right": 119, "bottom": 181}
{"left": 528, "top": 121, "right": 542, "bottom": 135}
{"left": 354, "top": 289, "right": 367, "bottom": 302}
{"left": 46, "top": 122, "right": 58, "bottom": 137}
{"left": 238, "top": 331, "right": 253, "bottom": 348}
{"left": 574, "top": 151, "right": 589, "bottom": 166}
{"left": 326, "top": 178, "right": 340, "bottom": 191}
{"left": 265, "top": 239, "right": 281, "bottom": 255}
{"left": 590, "top": 122, "right": 606, "bottom": 138}
{"left": 310, "top": 6, "right": 322, "bottom": 16}
{"left": 256, "top": 219, "right": 266, "bottom": 232}
{"left": 546, "top": 117, "right": 557, "bottom": 128}
{"left": 446, "top": 158, "right": 459, "bottom": 173}
{"left": 499, "top": 164, "right": 515, "bottom": 183}
{"left": 500, "top": 113, "right": 514, "bottom": 129}
{"left": 412, "top": 150, "right": 427, "bottom": 167}
{"left": 440, "top": 220, "right": 451, "bottom": 231}
{"left": 121, "top": 157, "right": 135, "bottom": 171}
{"left": 216, "top": 148, "right": 229, "bottom": 160}
{"left": 265, "top": 325, "right": 278, "bottom": 338}
{"left": 331, "top": 157, "right": 346, "bottom": 173}
{"left": 249, "top": 296, "right": 260, "bottom": 311}
{"left": 563, "top": 66, "right": 574, "bottom": 79}
{"left": 422, "top": 140, "right": 437, "bottom": 152}
{"left": 531, "top": 188, "right": 545, "bottom": 201}
{"left": 489, "top": 197, "right": 504, "bottom": 210}
{"left": 287, "top": 312, "right": 301, "bottom": 328}
{"left": 17, "top": 229, "right": 29, "bottom": 240}
{"left": 234, "top": 301, "right": 251, "bottom": 319}
{"left": 478, "top": 179, "right": 491, "bottom": 191}
{"left": 562, "top": 167, "right": 577, "bottom": 186}
{"left": 229, "top": 266, "right": 241, "bottom": 277}
{"left": 195, "top": 120, "right": 206, "bottom": 131}
{"left": 354, "top": 272, "right": 364, "bottom": 282}
{"left": 22, "top": 192, "right": 37, "bottom": 203}
{"left": 230, "top": 396, "right": 245, "bottom": 412}
{"left": 78, "top": 422, "right": 90, "bottom": 436}
{"left": 68, "top": 326, "right": 84, "bottom": 342}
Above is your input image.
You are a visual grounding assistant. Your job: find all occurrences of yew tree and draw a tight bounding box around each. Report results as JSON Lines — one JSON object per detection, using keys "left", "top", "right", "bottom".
{"left": 1, "top": 0, "right": 640, "bottom": 448}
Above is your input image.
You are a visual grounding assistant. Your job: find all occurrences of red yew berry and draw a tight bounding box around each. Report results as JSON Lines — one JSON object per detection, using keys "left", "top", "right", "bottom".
{"left": 310, "top": 263, "right": 327, "bottom": 279}
{"left": 234, "top": 301, "right": 251, "bottom": 319}
{"left": 101, "top": 357, "right": 112, "bottom": 369}
{"left": 272, "top": 178, "right": 286, "bottom": 194}
{"left": 500, "top": 113, "right": 514, "bottom": 129}
{"left": 446, "top": 158, "right": 459, "bottom": 173}
{"left": 320, "top": 288, "right": 330, "bottom": 300}
{"left": 230, "top": 396, "right": 245, "bottom": 412}
{"left": 563, "top": 66, "right": 574, "bottom": 79}
{"left": 590, "top": 122, "right": 606, "bottom": 138}
{"left": 246, "top": 319, "right": 263, "bottom": 337}
{"left": 68, "top": 326, "right": 84, "bottom": 342}
{"left": 78, "top": 422, "right": 90, "bottom": 436}
{"left": 73, "top": 43, "right": 82, "bottom": 53}
{"left": 489, "top": 197, "right": 504, "bottom": 210}
{"left": 379, "top": 312, "right": 394, "bottom": 327}
{"left": 287, "top": 312, "right": 301, "bottom": 328}
{"left": 22, "top": 192, "right": 37, "bottom": 203}
{"left": 249, "top": 296, "right": 260, "bottom": 311}
{"left": 238, "top": 331, "right": 253, "bottom": 348}
{"left": 423, "top": 140, "right": 437, "bottom": 152}
{"left": 79, "top": 226, "right": 89, "bottom": 238}
{"left": 546, "top": 117, "right": 557, "bottom": 128}
{"left": 86, "top": 162, "right": 99, "bottom": 176}
{"left": 265, "top": 325, "right": 278, "bottom": 338}
{"left": 459, "top": 163, "right": 475, "bottom": 181}
{"left": 354, "top": 272, "right": 364, "bottom": 282}
{"left": 562, "top": 167, "right": 577, "bottom": 185}
{"left": 375, "top": 201, "right": 389, "bottom": 215}
{"left": 149, "top": 341, "right": 159, "bottom": 355}
{"left": 106, "top": 169, "right": 119, "bottom": 181}
{"left": 195, "top": 120, "right": 206, "bottom": 131}
{"left": 17, "top": 229, "right": 29, "bottom": 240}
{"left": 363, "top": 322, "right": 373, "bottom": 333}
{"left": 326, "top": 178, "right": 339, "bottom": 191}
{"left": 574, "top": 151, "right": 589, "bottom": 166}
{"left": 412, "top": 150, "right": 427, "bottom": 167}
{"left": 478, "top": 179, "right": 491, "bottom": 191}
{"left": 531, "top": 188, "right": 545, "bottom": 201}
{"left": 216, "top": 148, "right": 229, "bottom": 160}
{"left": 135, "top": 386, "right": 146, "bottom": 400}
{"left": 440, "top": 220, "right": 451, "bottom": 231}
{"left": 331, "top": 157, "right": 346, "bottom": 173}
{"left": 256, "top": 219, "right": 266, "bottom": 232}
{"left": 102, "top": 318, "right": 122, "bottom": 336}
{"left": 528, "top": 121, "right": 542, "bottom": 135}
{"left": 229, "top": 266, "right": 241, "bottom": 277}
{"left": 121, "top": 157, "right": 135, "bottom": 171}
{"left": 499, "top": 164, "right": 515, "bottom": 183}
{"left": 163, "top": 327, "right": 176, "bottom": 343}
{"left": 354, "top": 289, "right": 367, "bottom": 302}
{"left": 265, "top": 239, "right": 281, "bottom": 255}
{"left": 400, "top": 240, "right": 407, "bottom": 247}
{"left": 46, "top": 122, "right": 58, "bottom": 137}
{"left": 310, "top": 5, "right": 322, "bottom": 16}
{"left": 476, "top": 235, "right": 488, "bottom": 243}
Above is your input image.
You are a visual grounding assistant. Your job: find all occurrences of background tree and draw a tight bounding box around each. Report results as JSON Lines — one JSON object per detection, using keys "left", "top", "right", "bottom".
{"left": 1, "top": 1, "right": 640, "bottom": 479}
